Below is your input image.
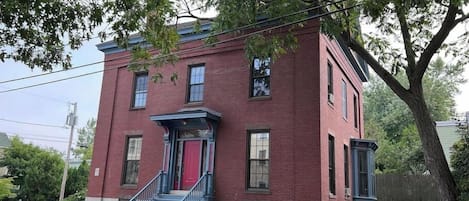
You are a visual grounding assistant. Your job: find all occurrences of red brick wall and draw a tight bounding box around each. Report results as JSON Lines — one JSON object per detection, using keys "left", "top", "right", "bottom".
{"left": 87, "top": 18, "right": 364, "bottom": 201}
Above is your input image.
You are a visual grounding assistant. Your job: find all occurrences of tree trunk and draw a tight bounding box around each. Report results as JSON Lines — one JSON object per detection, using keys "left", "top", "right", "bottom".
{"left": 406, "top": 95, "right": 459, "bottom": 201}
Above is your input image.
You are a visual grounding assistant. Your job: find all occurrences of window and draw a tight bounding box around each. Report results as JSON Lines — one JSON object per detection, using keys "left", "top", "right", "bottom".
{"left": 123, "top": 136, "right": 142, "bottom": 185}
{"left": 327, "top": 62, "right": 334, "bottom": 103}
{"left": 353, "top": 94, "right": 358, "bottom": 129}
{"left": 358, "top": 150, "right": 368, "bottom": 196}
{"left": 344, "top": 145, "right": 349, "bottom": 188}
{"left": 132, "top": 73, "right": 148, "bottom": 108}
{"left": 329, "top": 135, "right": 336, "bottom": 195}
{"left": 342, "top": 80, "right": 347, "bottom": 119}
{"left": 247, "top": 131, "right": 270, "bottom": 190}
{"left": 251, "top": 57, "right": 271, "bottom": 97}
{"left": 187, "top": 65, "right": 205, "bottom": 102}
{"left": 351, "top": 139, "right": 378, "bottom": 200}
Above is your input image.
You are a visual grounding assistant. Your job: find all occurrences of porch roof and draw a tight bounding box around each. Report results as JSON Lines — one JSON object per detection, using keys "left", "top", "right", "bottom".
{"left": 150, "top": 108, "right": 221, "bottom": 128}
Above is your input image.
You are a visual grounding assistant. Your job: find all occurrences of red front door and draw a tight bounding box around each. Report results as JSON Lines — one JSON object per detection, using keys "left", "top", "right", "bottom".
{"left": 181, "top": 140, "right": 201, "bottom": 190}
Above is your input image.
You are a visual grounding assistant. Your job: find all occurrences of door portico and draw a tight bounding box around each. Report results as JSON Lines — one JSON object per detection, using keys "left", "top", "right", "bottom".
{"left": 150, "top": 108, "right": 221, "bottom": 192}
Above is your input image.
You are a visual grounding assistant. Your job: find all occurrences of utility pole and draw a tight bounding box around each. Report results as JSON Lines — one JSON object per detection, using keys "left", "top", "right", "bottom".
{"left": 59, "top": 102, "right": 77, "bottom": 201}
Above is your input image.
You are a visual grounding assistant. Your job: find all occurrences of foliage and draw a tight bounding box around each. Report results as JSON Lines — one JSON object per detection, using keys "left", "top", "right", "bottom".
{"left": 63, "top": 189, "right": 86, "bottom": 201}
{"left": 72, "top": 118, "right": 96, "bottom": 160}
{"left": 3, "top": 0, "right": 469, "bottom": 200}
{"left": 0, "top": 177, "right": 14, "bottom": 199}
{"left": 364, "top": 58, "right": 466, "bottom": 174}
{"left": 0, "top": 0, "right": 104, "bottom": 70}
{"left": 365, "top": 57, "right": 465, "bottom": 174}
{"left": 65, "top": 161, "right": 89, "bottom": 200}
{"left": 0, "top": 137, "right": 64, "bottom": 201}
{"left": 451, "top": 124, "right": 469, "bottom": 201}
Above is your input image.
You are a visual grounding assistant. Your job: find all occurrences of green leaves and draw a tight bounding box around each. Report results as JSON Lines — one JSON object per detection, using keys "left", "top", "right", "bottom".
{"left": 451, "top": 136, "right": 469, "bottom": 201}
{"left": 0, "top": 0, "right": 105, "bottom": 71}
{"left": 0, "top": 137, "right": 64, "bottom": 201}
{"left": 0, "top": 177, "right": 15, "bottom": 199}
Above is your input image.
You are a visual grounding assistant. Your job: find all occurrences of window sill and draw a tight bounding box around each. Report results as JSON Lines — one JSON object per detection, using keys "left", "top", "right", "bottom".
{"left": 329, "top": 193, "right": 336, "bottom": 199}
{"left": 130, "top": 107, "right": 146, "bottom": 111}
{"left": 328, "top": 101, "right": 334, "bottom": 109}
{"left": 121, "top": 184, "right": 138, "bottom": 189}
{"left": 249, "top": 96, "right": 272, "bottom": 102}
{"left": 245, "top": 189, "right": 271, "bottom": 194}
{"left": 184, "top": 101, "right": 204, "bottom": 107}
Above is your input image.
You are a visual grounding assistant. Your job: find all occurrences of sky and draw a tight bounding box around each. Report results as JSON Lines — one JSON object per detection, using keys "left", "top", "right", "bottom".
{"left": 0, "top": 37, "right": 104, "bottom": 155}
{"left": 0, "top": 22, "right": 468, "bottom": 156}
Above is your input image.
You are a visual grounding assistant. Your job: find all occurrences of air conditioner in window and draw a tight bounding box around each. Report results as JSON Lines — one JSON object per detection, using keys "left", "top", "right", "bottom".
{"left": 345, "top": 188, "right": 351, "bottom": 197}
{"left": 328, "top": 93, "right": 334, "bottom": 103}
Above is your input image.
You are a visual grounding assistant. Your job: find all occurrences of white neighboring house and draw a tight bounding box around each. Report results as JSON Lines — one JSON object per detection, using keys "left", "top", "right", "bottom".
{"left": 435, "top": 113, "right": 468, "bottom": 169}
{"left": 0, "top": 132, "right": 11, "bottom": 177}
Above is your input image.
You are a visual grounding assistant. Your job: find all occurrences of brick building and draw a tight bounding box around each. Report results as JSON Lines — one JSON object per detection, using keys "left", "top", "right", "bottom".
{"left": 86, "top": 19, "right": 377, "bottom": 201}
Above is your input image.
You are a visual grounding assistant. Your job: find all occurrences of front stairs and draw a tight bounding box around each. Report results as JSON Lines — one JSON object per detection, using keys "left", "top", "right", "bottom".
{"left": 153, "top": 191, "right": 188, "bottom": 201}
{"left": 130, "top": 171, "right": 213, "bottom": 201}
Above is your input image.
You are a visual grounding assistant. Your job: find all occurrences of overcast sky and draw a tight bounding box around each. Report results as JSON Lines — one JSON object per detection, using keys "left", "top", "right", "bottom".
{"left": 0, "top": 38, "right": 104, "bottom": 155}
{"left": 0, "top": 28, "right": 468, "bottom": 156}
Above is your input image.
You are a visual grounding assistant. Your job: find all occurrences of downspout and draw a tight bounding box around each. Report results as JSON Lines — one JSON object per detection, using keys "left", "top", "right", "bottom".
{"left": 100, "top": 65, "right": 120, "bottom": 201}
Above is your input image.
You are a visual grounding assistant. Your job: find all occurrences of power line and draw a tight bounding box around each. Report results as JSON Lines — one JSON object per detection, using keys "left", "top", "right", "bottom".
{"left": 2, "top": 129, "right": 70, "bottom": 140}
{"left": 0, "top": 117, "right": 67, "bottom": 129}
{"left": 0, "top": 69, "right": 104, "bottom": 93}
{"left": 0, "top": 2, "right": 355, "bottom": 93}
{"left": 0, "top": 1, "right": 342, "bottom": 85}
{"left": 6, "top": 134, "right": 71, "bottom": 143}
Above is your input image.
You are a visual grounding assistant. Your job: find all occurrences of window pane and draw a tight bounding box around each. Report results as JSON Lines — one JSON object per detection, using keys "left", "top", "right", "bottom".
{"left": 353, "top": 94, "right": 358, "bottom": 128}
{"left": 327, "top": 62, "right": 333, "bottom": 94}
{"left": 342, "top": 80, "right": 347, "bottom": 118}
{"left": 188, "top": 66, "right": 205, "bottom": 102}
{"left": 127, "top": 137, "right": 142, "bottom": 160}
{"left": 252, "top": 58, "right": 271, "bottom": 77}
{"left": 190, "top": 66, "right": 205, "bottom": 84}
{"left": 248, "top": 131, "right": 269, "bottom": 189}
{"left": 251, "top": 58, "right": 271, "bottom": 97}
{"left": 189, "top": 84, "right": 204, "bottom": 102}
{"left": 252, "top": 77, "right": 270, "bottom": 97}
{"left": 134, "top": 93, "right": 147, "bottom": 108}
{"left": 358, "top": 150, "right": 369, "bottom": 196}
{"left": 124, "top": 160, "right": 140, "bottom": 184}
{"left": 123, "top": 137, "right": 142, "bottom": 185}
{"left": 328, "top": 135, "right": 335, "bottom": 195}
{"left": 249, "top": 160, "right": 269, "bottom": 189}
{"left": 133, "top": 73, "right": 148, "bottom": 108}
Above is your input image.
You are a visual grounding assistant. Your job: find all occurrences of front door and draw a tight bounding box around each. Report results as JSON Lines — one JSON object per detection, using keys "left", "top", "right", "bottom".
{"left": 181, "top": 140, "right": 201, "bottom": 190}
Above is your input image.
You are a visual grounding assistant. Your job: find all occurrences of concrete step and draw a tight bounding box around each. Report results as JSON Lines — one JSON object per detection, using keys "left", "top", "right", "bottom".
{"left": 153, "top": 192, "right": 186, "bottom": 201}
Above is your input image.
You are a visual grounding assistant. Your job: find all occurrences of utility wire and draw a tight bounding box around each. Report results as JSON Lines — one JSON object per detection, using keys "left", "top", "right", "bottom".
{"left": 0, "top": 117, "right": 67, "bottom": 129}
{"left": 2, "top": 129, "right": 70, "bottom": 139}
{"left": 7, "top": 134, "right": 71, "bottom": 143}
{"left": 0, "top": 0, "right": 343, "bottom": 85}
{"left": 0, "top": 2, "right": 356, "bottom": 93}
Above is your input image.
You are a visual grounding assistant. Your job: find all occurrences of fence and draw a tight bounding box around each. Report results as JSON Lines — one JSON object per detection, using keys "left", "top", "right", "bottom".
{"left": 377, "top": 174, "right": 440, "bottom": 201}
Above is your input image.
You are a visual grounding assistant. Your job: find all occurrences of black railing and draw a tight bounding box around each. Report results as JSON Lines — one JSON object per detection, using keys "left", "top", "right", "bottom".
{"left": 130, "top": 171, "right": 165, "bottom": 201}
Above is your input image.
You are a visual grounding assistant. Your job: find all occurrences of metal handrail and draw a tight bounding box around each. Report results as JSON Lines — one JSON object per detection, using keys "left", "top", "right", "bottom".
{"left": 181, "top": 172, "right": 212, "bottom": 201}
{"left": 130, "top": 170, "right": 165, "bottom": 201}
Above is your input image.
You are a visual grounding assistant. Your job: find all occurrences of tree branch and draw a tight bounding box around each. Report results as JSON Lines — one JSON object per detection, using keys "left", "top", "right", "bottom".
{"left": 396, "top": 7, "right": 416, "bottom": 78}
{"left": 344, "top": 35, "right": 412, "bottom": 101}
{"left": 415, "top": 4, "right": 459, "bottom": 82}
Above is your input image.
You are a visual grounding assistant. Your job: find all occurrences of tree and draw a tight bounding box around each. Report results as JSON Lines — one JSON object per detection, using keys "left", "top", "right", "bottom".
{"left": 3, "top": 0, "right": 469, "bottom": 200}
{"left": 365, "top": 57, "right": 466, "bottom": 174}
{"left": 451, "top": 118, "right": 469, "bottom": 200}
{"left": 0, "top": 1, "right": 105, "bottom": 70}
{"left": 126, "top": 1, "right": 467, "bottom": 199}
{"left": 72, "top": 118, "right": 96, "bottom": 160}
{"left": 65, "top": 161, "right": 89, "bottom": 201}
{"left": 0, "top": 178, "right": 14, "bottom": 199}
{"left": 0, "top": 137, "right": 64, "bottom": 201}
